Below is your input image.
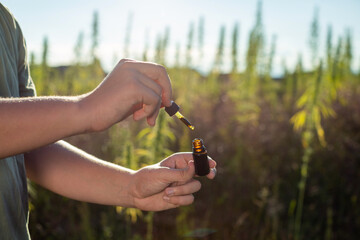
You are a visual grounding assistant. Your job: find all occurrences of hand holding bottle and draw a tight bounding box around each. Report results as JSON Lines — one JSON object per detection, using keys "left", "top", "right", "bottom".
{"left": 129, "top": 153, "right": 216, "bottom": 211}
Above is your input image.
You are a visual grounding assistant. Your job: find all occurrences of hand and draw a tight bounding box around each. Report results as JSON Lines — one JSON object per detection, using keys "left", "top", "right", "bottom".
{"left": 129, "top": 153, "right": 217, "bottom": 211}
{"left": 80, "top": 59, "right": 172, "bottom": 132}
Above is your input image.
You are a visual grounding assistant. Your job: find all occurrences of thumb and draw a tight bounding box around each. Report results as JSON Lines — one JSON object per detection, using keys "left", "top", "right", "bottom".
{"left": 162, "top": 161, "right": 195, "bottom": 183}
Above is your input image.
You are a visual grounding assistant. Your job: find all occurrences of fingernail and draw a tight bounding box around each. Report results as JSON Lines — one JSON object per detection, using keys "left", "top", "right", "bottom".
{"left": 166, "top": 188, "right": 175, "bottom": 196}
{"left": 163, "top": 196, "right": 170, "bottom": 202}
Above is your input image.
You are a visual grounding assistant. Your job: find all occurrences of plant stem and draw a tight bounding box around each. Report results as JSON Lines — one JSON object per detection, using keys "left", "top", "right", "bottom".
{"left": 294, "top": 147, "right": 312, "bottom": 240}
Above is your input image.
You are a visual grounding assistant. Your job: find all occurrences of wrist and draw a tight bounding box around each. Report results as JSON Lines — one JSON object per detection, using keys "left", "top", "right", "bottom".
{"left": 76, "top": 93, "right": 97, "bottom": 133}
{"left": 122, "top": 170, "right": 139, "bottom": 208}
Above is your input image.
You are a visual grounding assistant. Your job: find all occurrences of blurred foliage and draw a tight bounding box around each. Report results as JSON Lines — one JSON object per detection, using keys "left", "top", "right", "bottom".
{"left": 27, "top": 2, "right": 360, "bottom": 240}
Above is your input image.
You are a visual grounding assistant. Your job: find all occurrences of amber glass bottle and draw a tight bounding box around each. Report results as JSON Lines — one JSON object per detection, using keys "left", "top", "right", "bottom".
{"left": 192, "top": 138, "right": 210, "bottom": 176}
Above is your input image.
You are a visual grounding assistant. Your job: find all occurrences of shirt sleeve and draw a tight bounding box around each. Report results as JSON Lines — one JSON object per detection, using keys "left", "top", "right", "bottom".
{"left": 16, "top": 20, "right": 36, "bottom": 97}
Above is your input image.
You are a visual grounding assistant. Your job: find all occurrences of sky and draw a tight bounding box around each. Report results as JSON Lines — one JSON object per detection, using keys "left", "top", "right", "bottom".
{"left": 2, "top": 0, "right": 360, "bottom": 75}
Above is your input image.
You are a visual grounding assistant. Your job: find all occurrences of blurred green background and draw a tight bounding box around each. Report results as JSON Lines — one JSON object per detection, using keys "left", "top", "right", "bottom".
{"left": 3, "top": 0, "right": 360, "bottom": 239}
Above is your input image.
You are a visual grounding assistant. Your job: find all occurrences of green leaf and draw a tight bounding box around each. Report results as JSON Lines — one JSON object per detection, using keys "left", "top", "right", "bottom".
{"left": 296, "top": 93, "right": 308, "bottom": 108}
{"left": 135, "top": 149, "right": 152, "bottom": 158}
{"left": 136, "top": 128, "right": 152, "bottom": 140}
{"left": 290, "top": 110, "right": 307, "bottom": 131}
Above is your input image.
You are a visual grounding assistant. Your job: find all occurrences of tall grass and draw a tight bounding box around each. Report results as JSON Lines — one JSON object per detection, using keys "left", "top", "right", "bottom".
{"left": 27, "top": 1, "right": 360, "bottom": 239}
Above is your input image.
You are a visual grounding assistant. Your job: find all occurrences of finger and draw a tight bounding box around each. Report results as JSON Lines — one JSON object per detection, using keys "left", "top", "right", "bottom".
{"left": 206, "top": 168, "right": 217, "bottom": 179}
{"left": 163, "top": 194, "right": 195, "bottom": 206}
{"left": 160, "top": 161, "right": 195, "bottom": 183}
{"left": 132, "top": 72, "right": 163, "bottom": 126}
{"left": 135, "top": 192, "right": 179, "bottom": 211}
{"left": 165, "top": 179, "right": 201, "bottom": 197}
{"left": 122, "top": 60, "right": 172, "bottom": 106}
{"left": 135, "top": 71, "right": 162, "bottom": 97}
{"left": 132, "top": 87, "right": 162, "bottom": 122}
{"left": 160, "top": 153, "right": 217, "bottom": 181}
{"left": 160, "top": 152, "right": 193, "bottom": 168}
{"left": 161, "top": 153, "right": 216, "bottom": 169}
{"left": 208, "top": 156, "right": 217, "bottom": 168}
{"left": 146, "top": 98, "right": 161, "bottom": 126}
{"left": 168, "top": 161, "right": 196, "bottom": 186}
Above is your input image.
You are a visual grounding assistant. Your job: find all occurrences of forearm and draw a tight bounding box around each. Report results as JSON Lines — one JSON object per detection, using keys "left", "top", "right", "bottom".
{"left": 1, "top": 60, "right": 173, "bottom": 158}
{"left": 0, "top": 96, "right": 88, "bottom": 158}
{"left": 25, "top": 141, "right": 136, "bottom": 206}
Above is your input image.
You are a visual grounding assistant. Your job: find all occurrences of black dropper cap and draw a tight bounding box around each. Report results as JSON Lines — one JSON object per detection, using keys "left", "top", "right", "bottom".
{"left": 165, "top": 101, "right": 180, "bottom": 117}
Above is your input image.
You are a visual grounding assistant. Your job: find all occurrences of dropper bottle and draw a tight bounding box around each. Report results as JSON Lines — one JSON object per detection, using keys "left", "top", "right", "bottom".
{"left": 165, "top": 101, "right": 195, "bottom": 130}
{"left": 192, "top": 138, "right": 210, "bottom": 176}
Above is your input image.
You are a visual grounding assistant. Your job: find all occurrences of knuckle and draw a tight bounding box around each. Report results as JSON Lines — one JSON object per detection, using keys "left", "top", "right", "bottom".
{"left": 119, "top": 59, "right": 134, "bottom": 69}
{"left": 179, "top": 169, "right": 187, "bottom": 180}
{"left": 156, "top": 64, "right": 167, "bottom": 76}
{"left": 119, "top": 58, "right": 133, "bottom": 65}
{"left": 118, "top": 58, "right": 128, "bottom": 66}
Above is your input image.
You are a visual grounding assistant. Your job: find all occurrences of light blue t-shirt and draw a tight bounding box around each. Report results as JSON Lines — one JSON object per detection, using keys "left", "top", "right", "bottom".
{"left": 0, "top": 3, "right": 36, "bottom": 239}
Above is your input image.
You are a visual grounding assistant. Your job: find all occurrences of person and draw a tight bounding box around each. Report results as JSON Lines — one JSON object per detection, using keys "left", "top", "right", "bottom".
{"left": 0, "top": 3, "right": 216, "bottom": 239}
